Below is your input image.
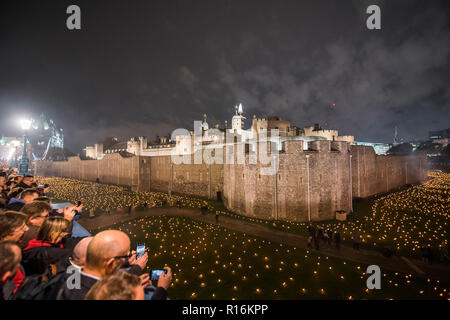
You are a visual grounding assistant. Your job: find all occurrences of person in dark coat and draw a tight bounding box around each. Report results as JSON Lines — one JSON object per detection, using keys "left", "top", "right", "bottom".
{"left": 307, "top": 224, "right": 313, "bottom": 237}
{"left": 334, "top": 231, "right": 341, "bottom": 249}
{"left": 353, "top": 234, "right": 361, "bottom": 250}
{"left": 318, "top": 228, "right": 324, "bottom": 243}
{"left": 201, "top": 203, "right": 208, "bottom": 215}
{"left": 0, "top": 241, "right": 22, "bottom": 301}
{"left": 313, "top": 229, "right": 320, "bottom": 250}
{"left": 327, "top": 229, "right": 333, "bottom": 246}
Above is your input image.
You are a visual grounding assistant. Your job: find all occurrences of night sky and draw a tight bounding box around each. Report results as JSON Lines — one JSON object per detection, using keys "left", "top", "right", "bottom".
{"left": 0, "top": 0, "right": 449, "bottom": 153}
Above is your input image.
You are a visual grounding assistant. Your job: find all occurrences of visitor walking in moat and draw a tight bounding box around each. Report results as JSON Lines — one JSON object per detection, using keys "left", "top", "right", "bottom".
{"left": 307, "top": 236, "right": 313, "bottom": 249}
{"left": 307, "top": 224, "right": 315, "bottom": 237}
{"left": 353, "top": 234, "right": 361, "bottom": 250}
{"left": 326, "top": 229, "right": 333, "bottom": 246}
{"left": 201, "top": 203, "right": 208, "bottom": 215}
{"left": 318, "top": 227, "right": 324, "bottom": 244}
{"left": 334, "top": 231, "right": 341, "bottom": 249}
{"left": 439, "top": 243, "right": 449, "bottom": 262}
{"left": 314, "top": 230, "right": 320, "bottom": 251}
{"left": 420, "top": 247, "right": 428, "bottom": 263}
{"left": 323, "top": 231, "right": 329, "bottom": 246}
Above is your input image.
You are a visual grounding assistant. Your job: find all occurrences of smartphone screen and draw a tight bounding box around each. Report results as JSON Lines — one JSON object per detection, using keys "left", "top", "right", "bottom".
{"left": 136, "top": 243, "right": 145, "bottom": 259}
{"left": 150, "top": 270, "right": 167, "bottom": 281}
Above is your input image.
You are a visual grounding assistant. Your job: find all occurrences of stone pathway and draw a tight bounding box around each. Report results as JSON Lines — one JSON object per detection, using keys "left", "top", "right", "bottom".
{"left": 78, "top": 207, "right": 450, "bottom": 284}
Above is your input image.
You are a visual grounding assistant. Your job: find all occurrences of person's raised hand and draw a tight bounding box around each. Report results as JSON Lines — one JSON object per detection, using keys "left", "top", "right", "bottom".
{"left": 63, "top": 205, "right": 76, "bottom": 221}
{"left": 75, "top": 204, "right": 83, "bottom": 213}
{"left": 139, "top": 273, "right": 152, "bottom": 288}
{"left": 128, "top": 250, "right": 137, "bottom": 265}
{"left": 133, "top": 251, "right": 148, "bottom": 270}
{"left": 157, "top": 265, "right": 172, "bottom": 290}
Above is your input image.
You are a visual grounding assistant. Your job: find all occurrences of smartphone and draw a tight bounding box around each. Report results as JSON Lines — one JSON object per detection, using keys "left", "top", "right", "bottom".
{"left": 136, "top": 243, "right": 145, "bottom": 259}
{"left": 77, "top": 200, "right": 82, "bottom": 206}
{"left": 150, "top": 269, "right": 167, "bottom": 281}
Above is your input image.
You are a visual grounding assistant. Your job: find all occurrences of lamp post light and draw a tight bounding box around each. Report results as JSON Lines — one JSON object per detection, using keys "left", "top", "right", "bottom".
{"left": 18, "top": 118, "right": 32, "bottom": 176}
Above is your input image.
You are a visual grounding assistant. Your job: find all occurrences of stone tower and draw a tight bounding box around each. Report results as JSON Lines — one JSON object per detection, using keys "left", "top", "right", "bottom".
{"left": 231, "top": 103, "right": 244, "bottom": 132}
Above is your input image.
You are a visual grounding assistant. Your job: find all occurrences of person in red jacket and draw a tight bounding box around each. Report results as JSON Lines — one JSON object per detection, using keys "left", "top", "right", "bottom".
{"left": 22, "top": 217, "right": 73, "bottom": 277}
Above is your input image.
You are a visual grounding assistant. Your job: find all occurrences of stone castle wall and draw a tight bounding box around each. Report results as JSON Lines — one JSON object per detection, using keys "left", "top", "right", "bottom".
{"left": 35, "top": 153, "right": 223, "bottom": 199}
{"left": 35, "top": 142, "right": 426, "bottom": 222}
{"left": 350, "top": 145, "right": 427, "bottom": 198}
{"left": 223, "top": 140, "right": 352, "bottom": 221}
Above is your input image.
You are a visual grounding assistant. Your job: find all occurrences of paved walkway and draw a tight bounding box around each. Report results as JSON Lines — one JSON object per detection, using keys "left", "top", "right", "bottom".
{"left": 78, "top": 207, "right": 450, "bottom": 284}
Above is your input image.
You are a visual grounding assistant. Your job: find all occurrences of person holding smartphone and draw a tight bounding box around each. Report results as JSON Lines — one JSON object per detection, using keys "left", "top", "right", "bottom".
{"left": 139, "top": 266, "right": 172, "bottom": 300}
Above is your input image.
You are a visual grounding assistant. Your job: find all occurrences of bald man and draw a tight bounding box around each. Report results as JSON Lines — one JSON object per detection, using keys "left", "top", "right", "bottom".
{"left": 58, "top": 230, "right": 171, "bottom": 300}
{"left": 69, "top": 236, "right": 93, "bottom": 271}
{"left": 59, "top": 230, "right": 131, "bottom": 300}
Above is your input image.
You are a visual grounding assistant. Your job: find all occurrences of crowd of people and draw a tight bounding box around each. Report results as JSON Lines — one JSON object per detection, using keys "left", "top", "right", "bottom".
{"left": 0, "top": 166, "right": 173, "bottom": 300}
{"left": 307, "top": 224, "right": 341, "bottom": 250}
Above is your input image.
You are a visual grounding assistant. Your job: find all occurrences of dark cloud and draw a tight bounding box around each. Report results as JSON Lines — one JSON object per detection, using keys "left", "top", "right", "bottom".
{"left": 0, "top": 0, "right": 449, "bottom": 153}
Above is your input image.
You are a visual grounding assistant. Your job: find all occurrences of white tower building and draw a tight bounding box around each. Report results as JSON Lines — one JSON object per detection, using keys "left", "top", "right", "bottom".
{"left": 231, "top": 103, "right": 244, "bottom": 132}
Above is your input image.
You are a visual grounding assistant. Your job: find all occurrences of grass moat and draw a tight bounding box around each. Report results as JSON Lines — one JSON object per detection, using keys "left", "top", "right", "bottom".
{"left": 94, "top": 215, "right": 448, "bottom": 300}
{"left": 40, "top": 171, "right": 450, "bottom": 260}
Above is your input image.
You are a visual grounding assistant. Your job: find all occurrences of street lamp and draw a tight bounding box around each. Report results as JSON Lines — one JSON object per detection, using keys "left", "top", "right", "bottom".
{"left": 18, "top": 118, "right": 32, "bottom": 176}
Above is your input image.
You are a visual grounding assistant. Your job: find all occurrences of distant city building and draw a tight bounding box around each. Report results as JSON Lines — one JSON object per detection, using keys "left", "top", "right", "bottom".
{"left": 29, "top": 114, "right": 64, "bottom": 160}
{"left": 0, "top": 114, "right": 63, "bottom": 164}
{"left": 429, "top": 128, "right": 450, "bottom": 147}
{"left": 0, "top": 137, "right": 27, "bottom": 164}
{"left": 354, "top": 141, "right": 392, "bottom": 155}
{"left": 429, "top": 128, "right": 450, "bottom": 140}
